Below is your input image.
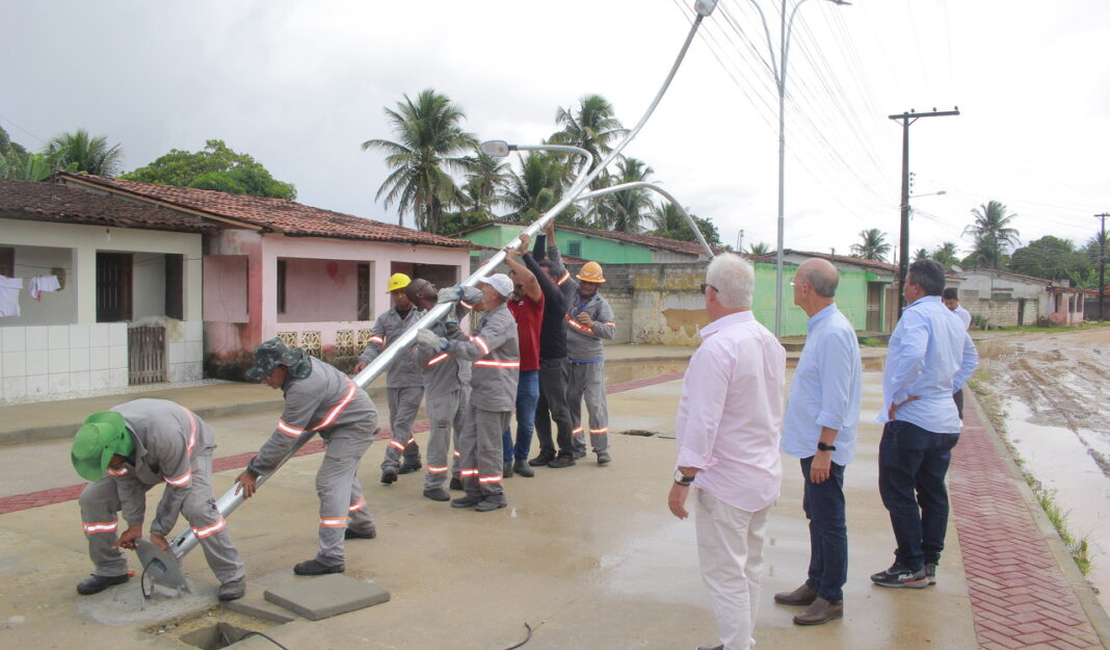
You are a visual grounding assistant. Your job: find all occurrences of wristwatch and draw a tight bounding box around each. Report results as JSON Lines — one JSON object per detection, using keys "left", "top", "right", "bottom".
{"left": 674, "top": 469, "right": 694, "bottom": 486}
{"left": 817, "top": 442, "right": 837, "bottom": 452}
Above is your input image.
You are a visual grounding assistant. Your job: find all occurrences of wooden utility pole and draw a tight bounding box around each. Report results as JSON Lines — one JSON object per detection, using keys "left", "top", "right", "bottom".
{"left": 889, "top": 108, "right": 960, "bottom": 316}
{"left": 1097, "top": 213, "right": 1109, "bottom": 321}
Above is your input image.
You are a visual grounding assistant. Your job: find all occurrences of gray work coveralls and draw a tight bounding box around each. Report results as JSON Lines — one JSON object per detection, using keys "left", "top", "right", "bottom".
{"left": 448, "top": 301, "right": 519, "bottom": 504}
{"left": 548, "top": 246, "right": 616, "bottom": 455}
{"left": 412, "top": 292, "right": 478, "bottom": 490}
{"left": 247, "top": 357, "right": 378, "bottom": 568}
{"left": 359, "top": 305, "right": 425, "bottom": 471}
{"left": 79, "top": 399, "right": 245, "bottom": 584}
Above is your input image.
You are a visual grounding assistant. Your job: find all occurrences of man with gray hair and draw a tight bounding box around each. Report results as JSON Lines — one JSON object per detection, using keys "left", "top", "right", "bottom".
{"left": 774, "top": 258, "right": 861, "bottom": 626}
{"left": 668, "top": 253, "right": 786, "bottom": 650}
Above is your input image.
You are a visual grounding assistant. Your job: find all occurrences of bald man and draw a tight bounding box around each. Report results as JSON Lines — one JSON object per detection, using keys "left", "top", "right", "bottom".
{"left": 775, "top": 259, "right": 862, "bottom": 626}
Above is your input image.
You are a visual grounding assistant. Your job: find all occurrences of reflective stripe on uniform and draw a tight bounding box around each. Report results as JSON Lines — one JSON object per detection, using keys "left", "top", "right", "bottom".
{"left": 83, "top": 520, "right": 118, "bottom": 534}
{"left": 427, "top": 465, "right": 449, "bottom": 474}
{"left": 348, "top": 498, "right": 366, "bottom": 513}
{"left": 164, "top": 469, "right": 192, "bottom": 487}
{"left": 460, "top": 469, "right": 479, "bottom": 477}
{"left": 590, "top": 427, "right": 609, "bottom": 434}
{"left": 311, "top": 379, "right": 359, "bottom": 431}
{"left": 426, "top": 353, "right": 449, "bottom": 367}
{"left": 178, "top": 405, "right": 198, "bottom": 455}
{"left": 478, "top": 474, "right": 503, "bottom": 484}
{"left": 572, "top": 427, "right": 584, "bottom": 435}
{"left": 277, "top": 419, "right": 304, "bottom": 437}
{"left": 564, "top": 314, "right": 593, "bottom": 334}
{"left": 460, "top": 301, "right": 475, "bottom": 310}
{"left": 473, "top": 360, "right": 520, "bottom": 369}
{"left": 369, "top": 335, "right": 385, "bottom": 347}
{"left": 107, "top": 466, "right": 129, "bottom": 477}
{"left": 389, "top": 439, "right": 406, "bottom": 451}
{"left": 453, "top": 450, "right": 461, "bottom": 458}
{"left": 470, "top": 335, "right": 490, "bottom": 355}
{"left": 192, "top": 516, "right": 227, "bottom": 539}
{"left": 558, "top": 271, "right": 570, "bottom": 286}
{"left": 319, "top": 517, "right": 347, "bottom": 528}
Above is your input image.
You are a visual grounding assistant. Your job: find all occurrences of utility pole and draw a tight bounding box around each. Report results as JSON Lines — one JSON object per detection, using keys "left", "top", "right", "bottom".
{"left": 736, "top": 228, "right": 744, "bottom": 253}
{"left": 890, "top": 107, "right": 960, "bottom": 316}
{"left": 1097, "top": 213, "right": 1109, "bottom": 321}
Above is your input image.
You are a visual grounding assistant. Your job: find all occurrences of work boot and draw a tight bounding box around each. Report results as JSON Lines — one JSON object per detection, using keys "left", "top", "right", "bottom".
{"left": 475, "top": 498, "right": 507, "bottom": 513}
{"left": 596, "top": 451, "right": 612, "bottom": 466}
{"left": 696, "top": 645, "right": 723, "bottom": 650}
{"left": 547, "top": 452, "right": 576, "bottom": 469}
{"left": 449, "top": 477, "right": 463, "bottom": 491}
{"left": 293, "top": 559, "right": 344, "bottom": 576}
{"left": 503, "top": 460, "right": 514, "bottom": 478}
{"left": 380, "top": 467, "right": 398, "bottom": 485}
{"left": 793, "top": 597, "right": 843, "bottom": 626}
{"left": 572, "top": 445, "right": 587, "bottom": 460}
{"left": 398, "top": 458, "right": 422, "bottom": 474}
{"left": 76, "top": 573, "right": 129, "bottom": 595}
{"left": 529, "top": 450, "right": 556, "bottom": 466}
{"left": 513, "top": 458, "right": 534, "bottom": 478}
{"left": 423, "top": 487, "right": 450, "bottom": 502}
{"left": 345, "top": 526, "right": 377, "bottom": 540}
{"left": 217, "top": 577, "right": 246, "bottom": 602}
{"left": 451, "top": 495, "right": 482, "bottom": 509}
{"left": 774, "top": 582, "right": 818, "bottom": 606}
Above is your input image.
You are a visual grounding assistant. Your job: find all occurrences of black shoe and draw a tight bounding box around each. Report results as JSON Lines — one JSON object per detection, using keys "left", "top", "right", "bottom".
{"left": 451, "top": 495, "right": 482, "bottom": 509}
{"left": 870, "top": 563, "right": 928, "bottom": 589}
{"left": 547, "top": 453, "right": 576, "bottom": 469}
{"left": 380, "top": 468, "right": 398, "bottom": 485}
{"left": 503, "top": 460, "right": 514, "bottom": 478}
{"left": 572, "top": 448, "right": 587, "bottom": 460}
{"left": 423, "top": 488, "right": 450, "bottom": 502}
{"left": 217, "top": 577, "right": 246, "bottom": 601}
{"left": 596, "top": 451, "right": 611, "bottom": 466}
{"left": 528, "top": 450, "right": 556, "bottom": 466}
{"left": 475, "top": 499, "right": 507, "bottom": 513}
{"left": 76, "top": 573, "right": 129, "bottom": 595}
{"left": 398, "top": 459, "right": 422, "bottom": 474}
{"left": 924, "top": 562, "right": 937, "bottom": 586}
{"left": 294, "top": 559, "right": 345, "bottom": 575}
{"left": 512, "top": 458, "right": 534, "bottom": 477}
{"left": 345, "top": 526, "right": 377, "bottom": 539}
{"left": 449, "top": 477, "right": 463, "bottom": 491}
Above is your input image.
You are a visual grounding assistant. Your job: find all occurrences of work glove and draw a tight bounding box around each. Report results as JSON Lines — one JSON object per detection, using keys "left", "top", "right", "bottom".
{"left": 437, "top": 286, "right": 463, "bottom": 304}
{"left": 416, "top": 328, "right": 448, "bottom": 351}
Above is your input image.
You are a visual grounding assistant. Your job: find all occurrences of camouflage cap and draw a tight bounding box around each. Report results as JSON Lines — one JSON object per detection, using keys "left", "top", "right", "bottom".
{"left": 246, "top": 338, "right": 312, "bottom": 381}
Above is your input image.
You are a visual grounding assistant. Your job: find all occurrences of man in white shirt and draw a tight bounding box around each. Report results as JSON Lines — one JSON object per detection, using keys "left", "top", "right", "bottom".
{"left": 668, "top": 253, "right": 786, "bottom": 650}
{"left": 942, "top": 287, "right": 972, "bottom": 419}
{"left": 775, "top": 259, "right": 861, "bottom": 626}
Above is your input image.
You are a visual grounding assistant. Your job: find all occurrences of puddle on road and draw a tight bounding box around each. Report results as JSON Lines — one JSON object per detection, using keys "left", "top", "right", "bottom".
{"left": 604, "top": 360, "right": 689, "bottom": 385}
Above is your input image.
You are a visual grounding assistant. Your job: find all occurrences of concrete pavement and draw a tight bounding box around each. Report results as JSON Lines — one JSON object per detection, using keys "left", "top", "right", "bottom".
{"left": 0, "top": 345, "right": 1102, "bottom": 649}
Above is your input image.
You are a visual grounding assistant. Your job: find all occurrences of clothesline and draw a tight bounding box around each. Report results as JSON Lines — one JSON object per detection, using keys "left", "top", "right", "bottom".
{"left": 0, "top": 274, "right": 62, "bottom": 318}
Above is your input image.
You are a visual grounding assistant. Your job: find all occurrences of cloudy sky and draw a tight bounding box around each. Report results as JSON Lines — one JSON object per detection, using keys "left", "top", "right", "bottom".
{"left": 4, "top": 0, "right": 1108, "bottom": 260}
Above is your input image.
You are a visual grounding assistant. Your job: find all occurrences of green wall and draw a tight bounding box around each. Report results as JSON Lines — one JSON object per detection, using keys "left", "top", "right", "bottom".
{"left": 459, "top": 224, "right": 654, "bottom": 264}
{"left": 750, "top": 263, "right": 877, "bottom": 337}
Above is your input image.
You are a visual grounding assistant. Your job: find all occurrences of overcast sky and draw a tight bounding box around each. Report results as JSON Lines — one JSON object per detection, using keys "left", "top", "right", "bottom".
{"left": 4, "top": 0, "right": 1108, "bottom": 260}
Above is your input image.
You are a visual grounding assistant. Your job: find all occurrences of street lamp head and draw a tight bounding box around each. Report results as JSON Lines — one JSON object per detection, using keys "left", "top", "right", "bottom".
{"left": 694, "top": 0, "right": 718, "bottom": 17}
{"left": 826, "top": 0, "right": 851, "bottom": 5}
{"left": 479, "top": 140, "right": 513, "bottom": 158}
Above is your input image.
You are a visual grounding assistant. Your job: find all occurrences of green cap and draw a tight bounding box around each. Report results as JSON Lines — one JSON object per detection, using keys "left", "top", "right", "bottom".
{"left": 245, "top": 338, "right": 312, "bottom": 381}
{"left": 71, "top": 411, "right": 132, "bottom": 482}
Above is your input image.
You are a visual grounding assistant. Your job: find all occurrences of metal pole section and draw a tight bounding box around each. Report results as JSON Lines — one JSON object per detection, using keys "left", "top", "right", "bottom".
{"left": 1097, "top": 213, "right": 1108, "bottom": 322}
{"left": 169, "top": 10, "right": 713, "bottom": 560}
{"left": 574, "top": 181, "right": 716, "bottom": 259}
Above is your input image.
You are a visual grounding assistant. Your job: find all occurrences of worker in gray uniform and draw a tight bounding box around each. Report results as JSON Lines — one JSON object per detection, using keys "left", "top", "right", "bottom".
{"left": 547, "top": 242, "right": 617, "bottom": 466}
{"left": 355, "top": 272, "right": 425, "bottom": 485}
{"left": 236, "top": 339, "right": 378, "bottom": 576}
{"left": 71, "top": 398, "right": 246, "bottom": 600}
{"left": 417, "top": 273, "right": 519, "bottom": 512}
{"left": 405, "top": 278, "right": 479, "bottom": 502}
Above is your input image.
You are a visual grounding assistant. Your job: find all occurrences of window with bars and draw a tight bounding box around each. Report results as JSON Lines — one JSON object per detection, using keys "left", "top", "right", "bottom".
{"left": 97, "top": 252, "right": 133, "bottom": 322}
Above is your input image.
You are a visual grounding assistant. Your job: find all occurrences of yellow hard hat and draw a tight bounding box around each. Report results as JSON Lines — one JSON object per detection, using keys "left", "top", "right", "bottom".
{"left": 576, "top": 261, "right": 605, "bottom": 283}
{"left": 386, "top": 272, "right": 412, "bottom": 293}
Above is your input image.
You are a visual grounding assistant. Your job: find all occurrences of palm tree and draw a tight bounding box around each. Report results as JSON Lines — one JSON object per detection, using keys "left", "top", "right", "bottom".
{"left": 550, "top": 94, "right": 628, "bottom": 186}
{"left": 45, "top": 129, "right": 123, "bottom": 177}
{"left": 462, "top": 149, "right": 510, "bottom": 214}
{"left": 596, "top": 157, "right": 652, "bottom": 232}
{"left": 913, "top": 248, "right": 930, "bottom": 262}
{"left": 851, "top": 228, "right": 892, "bottom": 262}
{"left": 361, "top": 89, "right": 476, "bottom": 233}
{"left": 648, "top": 202, "right": 685, "bottom": 235}
{"left": 503, "top": 151, "right": 567, "bottom": 223}
{"left": 931, "top": 241, "right": 960, "bottom": 270}
{"left": 748, "top": 242, "right": 772, "bottom": 256}
{"left": 963, "top": 200, "right": 1020, "bottom": 269}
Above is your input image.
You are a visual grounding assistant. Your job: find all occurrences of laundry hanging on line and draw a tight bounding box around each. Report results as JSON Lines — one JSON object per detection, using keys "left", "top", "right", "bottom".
{"left": 28, "top": 275, "right": 62, "bottom": 301}
{"left": 0, "top": 276, "right": 23, "bottom": 318}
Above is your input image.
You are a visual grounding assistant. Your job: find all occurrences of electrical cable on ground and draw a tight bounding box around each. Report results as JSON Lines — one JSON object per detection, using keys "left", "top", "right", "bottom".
{"left": 241, "top": 631, "right": 293, "bottom": 650}
{"left": 499, "top": 623, "right": 533, "bottom": 650}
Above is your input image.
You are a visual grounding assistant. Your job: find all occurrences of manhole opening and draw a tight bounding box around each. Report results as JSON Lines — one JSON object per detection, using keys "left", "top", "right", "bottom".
{"left": 618, "top": 430, "right": 658, "bottom": 437}
{"left": 145, "top": 607, "right": 275, "bottom": 649}
{"left": 179, "top": 622, "right": 253, "bottom": 649}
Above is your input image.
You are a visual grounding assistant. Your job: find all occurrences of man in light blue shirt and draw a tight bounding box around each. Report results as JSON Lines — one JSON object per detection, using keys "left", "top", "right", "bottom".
{"left": 775, "top": 258, "right": 861, "bottom": 626}
{"left": 872, "top": 259, "right": 977, "bottom": 589}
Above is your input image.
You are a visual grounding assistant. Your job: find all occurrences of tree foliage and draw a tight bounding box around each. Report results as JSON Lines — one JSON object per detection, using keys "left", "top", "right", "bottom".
{"left": 647, "top": 203, "right": 722, "bottom": 246}
{"left": 1009, "top": 236, "right": 1088, "bottom": 281}
{"left": 45, "top": 129, "right": 123, "bottom": 177}
{"left": 963, "top": 200, "right": 1020, "bottom": 269}
{"left": 850, "top": 228, "right": 892, "bottom": 262}
{"left": 123, "top": 139, "right": 296, "bottom": 200}
{"left": 1, "top": 126, "right": 76, "bottom": 180}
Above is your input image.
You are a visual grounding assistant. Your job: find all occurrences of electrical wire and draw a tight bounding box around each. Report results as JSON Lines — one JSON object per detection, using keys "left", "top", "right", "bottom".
{"left": 500, "top": 623, "right": 534, "bottom": 650}
{"left": 240, "top": 631, "right": 293, "bottom": 650}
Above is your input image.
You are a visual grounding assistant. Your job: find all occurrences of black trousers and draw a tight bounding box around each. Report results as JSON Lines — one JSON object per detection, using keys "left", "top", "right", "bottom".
{"left": 534, "top": 356, "right": 574, "bottom": 455}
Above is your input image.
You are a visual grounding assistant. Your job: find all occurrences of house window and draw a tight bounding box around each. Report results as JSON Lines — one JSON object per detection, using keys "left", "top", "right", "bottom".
{"left": 277, "top": 259, "right": 287, "bottom": 314}
{"left": 357, "top": 263, "right": 371, "bottom": 321}
{"left": 97, "top": 252, "right": 133, "bottom": 322}
{"left": 164, "top": 254, "right": 184, "bottom": 320}
{"left": 568, "top": 240, "right": 582, "bottom": 257}
{"left": 0, "top": 247, "right": 13, "bottom": 277}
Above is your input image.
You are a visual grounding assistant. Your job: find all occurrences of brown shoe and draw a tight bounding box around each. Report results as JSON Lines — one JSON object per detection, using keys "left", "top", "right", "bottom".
{"left": 792, "top": 597, "right": 843, "bottom": 626}
{"left": 773, "top": 582, "right": 818, "bottom": 606}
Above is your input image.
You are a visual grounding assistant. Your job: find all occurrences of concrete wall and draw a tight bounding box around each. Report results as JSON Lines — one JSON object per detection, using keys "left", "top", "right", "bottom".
{"left": 957, "top": 271, "right": 1050, "bottom": 327}
{"left": 1, "top": 323, "right": 129, "bottom": 402}
{"left": 278, "top": 257, "right": 359, "bottom": 323}
{"left": 1, "top": 244, "right": 76, "bottom": 326}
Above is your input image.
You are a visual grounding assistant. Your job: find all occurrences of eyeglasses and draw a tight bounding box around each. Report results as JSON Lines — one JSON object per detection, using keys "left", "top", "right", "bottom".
{"left": 699, "top": 283, "right": 718, "bottom": 294}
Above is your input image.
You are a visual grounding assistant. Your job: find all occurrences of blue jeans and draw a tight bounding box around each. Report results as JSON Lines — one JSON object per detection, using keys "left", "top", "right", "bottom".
{"left": 878, "top": 420, "right": 959, "bottom": 571}
{"left": 503, "top": 370, "right": 540, "bottom": 462}
{"left": 800, "top": 456, "right": 847, "bottom": 603}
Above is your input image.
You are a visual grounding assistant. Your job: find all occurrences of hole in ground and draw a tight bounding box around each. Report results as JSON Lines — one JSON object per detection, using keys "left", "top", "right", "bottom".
{"left": 180, "top": 622, "right": 253, "bottom": 649}
{"left": 618, "top": 430, "right": 658, "bottom": 437}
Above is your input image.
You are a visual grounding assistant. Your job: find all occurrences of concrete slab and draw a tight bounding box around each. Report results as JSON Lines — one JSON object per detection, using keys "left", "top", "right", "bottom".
{"left": 264, "top": 574, "right": 389, "bottom": 621}
{"left": 223, "top": 597, "right": 299, "bottom": 624}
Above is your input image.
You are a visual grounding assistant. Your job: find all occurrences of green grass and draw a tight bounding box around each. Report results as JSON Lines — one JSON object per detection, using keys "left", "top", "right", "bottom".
{"left": 968, "top": 372, "right": 1092, "bottom": 575}
{"left": 986, "top": 321, "right": 1110, "bottom": 334}
{"left": 859, "top": 337, "right": 885, "bottom": 347}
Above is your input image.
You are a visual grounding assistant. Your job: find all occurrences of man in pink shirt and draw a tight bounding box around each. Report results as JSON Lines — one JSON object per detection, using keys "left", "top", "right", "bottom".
{"left": 668, "top": 253, "right": 786, "bottom": 650}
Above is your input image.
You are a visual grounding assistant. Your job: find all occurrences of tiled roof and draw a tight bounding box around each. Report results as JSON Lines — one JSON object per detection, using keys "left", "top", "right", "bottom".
{"left": 0, "top": 178, "right": 216, "bottom": 233}
{"left": 965, "top": 267, "right": 1052, "bottom": 286}
{"left": 784, "top": 249, "right": 898, "bottom": 273}
{"left": 448, "top": 219, "right": 731, "bottom": 259}
{"left": 58, "top": 172, "right": 474, "bottom": 249}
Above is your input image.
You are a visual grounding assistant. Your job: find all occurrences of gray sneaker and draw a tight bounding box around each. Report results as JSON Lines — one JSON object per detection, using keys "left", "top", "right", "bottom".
{"left": 924, "top": 562, "right": 937, "bottom": 586}
{"left": 870, "top": 563, "right": 928, "bottom": 589}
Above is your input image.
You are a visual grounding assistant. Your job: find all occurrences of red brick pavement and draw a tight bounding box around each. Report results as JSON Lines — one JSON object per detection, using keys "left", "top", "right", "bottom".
{"left": 0, "top": 371, "right": 686, "bottom": 516}
{"left": 951, "top": 401, "right": 1104, "bottom": 649}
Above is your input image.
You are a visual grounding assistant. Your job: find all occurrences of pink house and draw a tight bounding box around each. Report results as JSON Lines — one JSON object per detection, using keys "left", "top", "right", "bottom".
{"left": 58, "top": 173, "right": 474, "bottom": 378}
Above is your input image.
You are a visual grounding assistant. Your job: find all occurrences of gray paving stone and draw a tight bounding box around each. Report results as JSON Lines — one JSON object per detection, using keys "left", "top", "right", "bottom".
{"left": 224, "top": 597, "right": 300, "bottom": 624}
{"left": 263, "top": 575, "right": 390, "bottom": 621}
